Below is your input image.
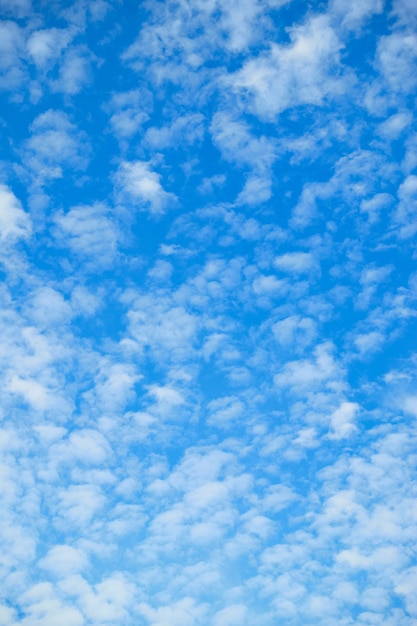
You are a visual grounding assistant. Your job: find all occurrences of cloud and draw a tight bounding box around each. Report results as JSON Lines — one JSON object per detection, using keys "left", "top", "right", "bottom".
{"left": 377, "top": 111, "right": 412, "bottom": 139}
{"left": 0, "top": 20, "right": 25, "bottom": 91}
{"left": 274, "top": 342, "right": 340, "bottom": 392}
{"left": 51, "top": 46, "right": 93, "bottom": 95}
{"left": 115, "top": 160, "right": 177, "bottom": 215}
{"left": 394, "top": 174, "right": 417, "bottom": 239}
{"left": 39, "top": 545, "right": 89, "bottom": 577}
{"left": 330, "top": 0, "right": 384, "bottom": 31}
{"left": 274, "top": 252, "right": 317, "bottom": 274}
{"left": 0, "top": 184, "right": 31, "bottom": 242}
{"left": 213, "top": 604, "right": 247, "bottom": 626}
{"left": 23, "top": 109, "right": 89, "bottom": 185}
{"left": 54, "top": 203, "right": 120, "bottom": 265}
{"left": 377, "top": 32, "right": 417, "bottom": 94}
{"left": 328, "top": 401, "right": 359, "bottom": 439}
{"left": 231, "top": 15, "right": 345, "bottom": 119}
{"left": 0, "top": 0, "right": 31, "bottom": 17}
{"left": 210, "top": 112, "right": 275, "bottom": 171}
{"left": 26, "top": 28, "right": 74, "bottom": 68}
{"left": 106, "top": 89, "right": 151, "bottom": 139}
{"left": 144, "top": 113, "right": 205, "bottom": 150}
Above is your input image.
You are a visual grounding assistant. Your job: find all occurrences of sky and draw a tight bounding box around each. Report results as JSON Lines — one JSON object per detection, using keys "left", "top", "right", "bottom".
{"left": 0, "top": 0, "right": 417, "bottom": 624}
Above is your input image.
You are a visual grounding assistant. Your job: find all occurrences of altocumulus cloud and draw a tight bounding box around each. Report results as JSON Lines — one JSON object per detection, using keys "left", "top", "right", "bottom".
{"left": 0, "top": 0, "right": 417, "bottom": 625}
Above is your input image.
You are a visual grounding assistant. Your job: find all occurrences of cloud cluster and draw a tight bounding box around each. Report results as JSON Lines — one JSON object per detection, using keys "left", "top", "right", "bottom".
{"left": 0, "top": 0, "right": 416, "bottom": 625}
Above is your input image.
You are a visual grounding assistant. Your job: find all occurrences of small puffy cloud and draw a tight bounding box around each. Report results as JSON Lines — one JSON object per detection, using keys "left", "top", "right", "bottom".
{"left": 377, "top": 32, "right": 417, "bottom": 94}
{"left": 377, "top": 111, "right": 412, "bottom": 139}
{"left": 8, "top": 375, "right": 49, "bottom": 411}
{"left": 328, "top": 401, "right": 359, "bottom": 439}
{"left": 274, "top": 342, "right": 338, "bottom": 391}
{"left": 213, "top": 604, "right": 247, "bottom": 626}
{"left": 402, "top": 395, "right": 417, "bottom": 417}
{"left": 52, "top": 46, "right": 93, "bottom": 95}
{"left": 26, "top": 28, "right": 74, "bottom": 68}
{"left": 237, "top": 174, "right": 272, "bottom": 206}
{"left": 0, "top": 184, "right": 31, "bottom": 242}
{"left": 360, "top": 192, "right": 393, "bottom": 223}
{"left": 89, "top": 0, "right": 112, "bottom": 21}
{"left": 26, "top": 286, "right": 72, "bottom": 326}
{"left": 39, "top": 545, "right": 89, "bottom": 577}
{"left": 148, "top": 384, "right": 185, "bottom": 406}
{"left": 80, "top": 574, "right": 135, "bottom": 622}
{"left": 0, "top": 604, "right": 15, "bottom": 624}
{"left": 207, "top": 396, "right": 244, "bottom": 428}
{"left": 354, "top": 330, "right": 385, "bottom": 355}
{"left": 210, "top": 112, "right": 275, "bottom": 170}
{"left": 115, "top": 160, "right": 176, "bottom": 214}
{"left": 57, "top": 484, "right": 105, "bottom": 527}
{"left": 125, "top": 295, "right": 199, "bottom": 362}
{"left": 395, "top": 175, "right": 417, "bottom": 239}
{"left": 330, "top": 0, "right": 383, "bottom": 31}
{"left": 274, "top": 251, "right": 317, "bottom": 274}
{"left": 144, "top": 113, "right": 205, "bottom": 150}
{"left": 25, "top": 109, "right": 89, "bottom": 181}
{"left": 0, "top": 0, "right": 31, "bottom": 17}
{"left": 138, "top": 597, "right": 207, "bottom": 626}
{"left": 20, "top": 582, "right": 84, "bottom": 626}
{"left": 231, "top": 15, "right": 344, "bottom": 118}
{"left": 54, "top": 203, "right": 120, "bottom": 264}
{"left": 68, "top": 429, "right": 111, "bottom": 465}
{"left": 272, "top": 315, "right": 317, "bottom": 348}
{"left": 107, "top": 89, "right": 151, "bottom": 139}
{"left": 0, "top": 20, "right": 24, "bottom": 91}
{"left": 92, "top": 363, "right": 140, "bottom": 413}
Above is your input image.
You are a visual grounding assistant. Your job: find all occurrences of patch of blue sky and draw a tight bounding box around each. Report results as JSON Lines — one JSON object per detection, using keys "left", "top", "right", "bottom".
{"left": 1, "top": 0, "right": 417, "bottom": 624}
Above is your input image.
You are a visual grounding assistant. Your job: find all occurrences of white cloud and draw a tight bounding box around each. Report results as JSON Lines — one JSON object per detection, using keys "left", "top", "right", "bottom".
{"left": 39, "top": 545, "right": 89, "bottom": 576}
{"left": 144, "top": 113, "right": 205, "bottom": 150}
{"left": 377, "top": 32, "right": 417, "bottom": 94}
{"left": 394, "top": 174, "right": 417, "bottom": 238}
{"left": 231, "top": 15, "right": 344, "bottom": 119}
{"left": 68, "top": 429, "right": 111, "bottom": 465}
{"left": 328, "top": 401, "right": 359, "bottom": 439}
{"left": 52, "top": 46, "right": 93, "bottom": 95}
{"left": 115, "top": 160, "right": 176, "bottom": 215}
{"left": 91, "top": 362, "right": 140, "bottom": 413}
{"left": 54, "top": 203, "right": 120, "bottom": 264}
{"left": 210, "top": 112, "right": 275, "bottom": 170}
{"left": 138, "top": 597, "right": 207, "bottom": 626}
{"left": 0, "top": 184, "right": 31, "bottom": 242}
{"left": 26, "top": 28, "right": 74, "bottom": 68}
{"left": 237, "top": 174, "right": 272, "bottom": 206}
{"left": 402, "top": 395, "right": 417, "bottom": 417}
{"left": 377, "top": 111, "right": 413, "bottom": 139}
{"left": 24, "top": 110, "right": 89, "bottom": 183}
{"left": 274, "top": 342, "right": 339, "bottom": 391}
{"left": 8, "top": 375, "right": 50, "bottom": 411}
{"left": 57, "top": 484, "right": 105, "bottom": 527}
{"left": 107, "top": 89, "right": 151, "bottom": 139}
{"left": 213, "top": 604, "right": 247, "bottom": 626}
{"left": 272, "top": 315, "right": 317, "bottom": 349}
{"left": 207, "top": 396, "right": 244, "bottom": 428}
{"left": 0, "top": 20, "right": 24, "bottom": 91}
{"left": 274, "top": 252, "right": 317, "bottom": 274}
{"left": 0, "top": 0, "right": 31, "bottom": 17}
{"left": 27, "top": 286, "right": 72, "bottom": 326}
{"left": 330, "top": 0, "right": 384, "bottom": 31}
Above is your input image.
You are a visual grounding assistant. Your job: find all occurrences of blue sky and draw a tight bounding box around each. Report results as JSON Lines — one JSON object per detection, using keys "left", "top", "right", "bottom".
{"left": 1, "top": 0, "right": 417, "bottom": 624}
